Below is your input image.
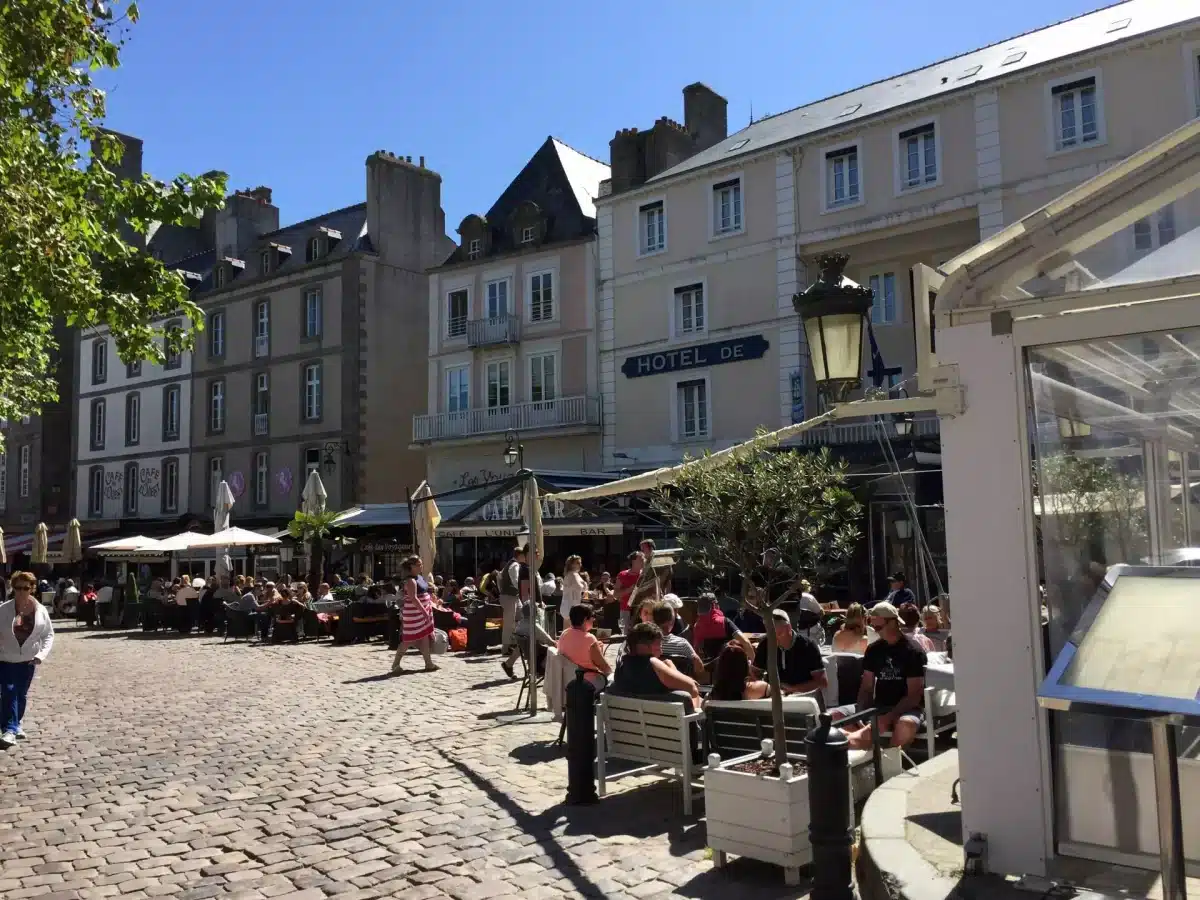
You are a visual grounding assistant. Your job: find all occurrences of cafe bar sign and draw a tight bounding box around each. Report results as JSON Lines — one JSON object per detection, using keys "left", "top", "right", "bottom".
{"left": 621, "top": 335, "right": 768, "bottom": 379}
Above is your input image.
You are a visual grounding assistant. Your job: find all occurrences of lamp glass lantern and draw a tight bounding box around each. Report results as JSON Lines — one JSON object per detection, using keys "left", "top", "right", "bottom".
{"left": 792, "top": 253, "right": 875, "bottom": 404}
{"left": 504, "top": 443, "right": 519, "bottom": 467}
{"left": 894, "top": 412, "right": 914, "bottom": 437}
{"left": 503, "top": 430, "right": 523, "bottom": 469}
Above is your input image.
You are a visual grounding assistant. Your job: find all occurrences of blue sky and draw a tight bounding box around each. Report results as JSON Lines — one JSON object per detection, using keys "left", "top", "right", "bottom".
{"left": 101, "top": 0, "right": 1106, "bottom": 233}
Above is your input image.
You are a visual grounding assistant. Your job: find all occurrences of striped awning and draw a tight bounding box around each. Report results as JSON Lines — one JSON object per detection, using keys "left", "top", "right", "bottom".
{"left": 4, "top": 531, "right": 66, "bottom": 555}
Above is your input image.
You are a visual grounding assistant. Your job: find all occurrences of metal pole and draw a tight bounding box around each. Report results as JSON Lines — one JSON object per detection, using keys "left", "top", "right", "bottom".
{"left": 1151, "top": 716, "right": 1187, "bottom": 900}
{"left": 528, "top": 470, "right": 539, "bottom": 717}
{"left": 806, "top": 713, "right": 855, "bottom": 899}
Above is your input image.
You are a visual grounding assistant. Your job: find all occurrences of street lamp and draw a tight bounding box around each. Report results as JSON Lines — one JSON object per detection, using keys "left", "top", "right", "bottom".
{"left": 793, "top": 253, "right": 875, "bottom": 404}
{"left": 894, "top": 411, "right": 914, "bottom": 437}
{"left": 322, "top": 440, "right": 351, "bottom": 475}
{"left": 503, "top": 430, "right": 525, "bottom": 470}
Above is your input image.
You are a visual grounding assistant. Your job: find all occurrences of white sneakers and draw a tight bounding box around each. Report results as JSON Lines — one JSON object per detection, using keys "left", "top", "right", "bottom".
{"left": 0, "top": 732, "right": 15, "bottom": 748}
{"left": 14, "top": 726, "right": 26, "bottom": 740}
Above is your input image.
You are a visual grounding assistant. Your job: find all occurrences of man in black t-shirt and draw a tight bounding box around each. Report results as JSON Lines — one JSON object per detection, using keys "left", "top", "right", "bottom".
{"left": 752, "top": 609, "right": 826, "bottom": 695}
{"left": 832, "top": 601, "right": 927, "bottom": 750}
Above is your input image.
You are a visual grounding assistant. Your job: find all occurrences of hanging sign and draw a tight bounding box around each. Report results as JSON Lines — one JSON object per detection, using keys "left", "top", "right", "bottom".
{"left": 621, "top": 335, "right": 769, "bottom": 378}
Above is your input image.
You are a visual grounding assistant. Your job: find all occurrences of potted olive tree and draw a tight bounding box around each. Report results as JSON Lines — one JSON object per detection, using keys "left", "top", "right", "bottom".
{"left": 652, "top": 439, "right": 861, "bottom": 880}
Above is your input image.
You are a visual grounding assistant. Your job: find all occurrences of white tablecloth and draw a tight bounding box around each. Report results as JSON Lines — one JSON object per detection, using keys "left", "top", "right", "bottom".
{"left": 925, "top": 661, "right": 954, "bottom": 691}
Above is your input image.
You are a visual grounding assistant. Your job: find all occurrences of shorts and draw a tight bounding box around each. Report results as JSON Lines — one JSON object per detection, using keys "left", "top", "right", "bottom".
{"left": 830, "top": 704, "right": 925, "bottom": 731}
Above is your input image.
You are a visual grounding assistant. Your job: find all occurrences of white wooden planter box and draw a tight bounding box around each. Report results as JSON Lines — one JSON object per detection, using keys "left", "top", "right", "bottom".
{"left": 705, "top": 751, "right": 851, "bottom": 885}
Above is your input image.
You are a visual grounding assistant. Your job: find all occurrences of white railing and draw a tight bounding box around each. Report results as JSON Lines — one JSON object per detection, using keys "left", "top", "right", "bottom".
{"left": 254, "top": 334, "right": 269, "bottom": 358}
{"left": 414, "top": 395, "right": 600, "bottom": 442}
{"left": 790, "top": 415, "right": 940, "bottom": 446}
{"left": 467, "top": 314, "right": 520, "bottom": 347}
{"left": 253, "top": 413, "right": 269, "bottom": 436}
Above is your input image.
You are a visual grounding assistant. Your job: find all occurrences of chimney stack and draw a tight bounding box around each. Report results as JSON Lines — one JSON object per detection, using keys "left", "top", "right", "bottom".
{"left": 683, "top": 83, "right": 729, "bottom": 154}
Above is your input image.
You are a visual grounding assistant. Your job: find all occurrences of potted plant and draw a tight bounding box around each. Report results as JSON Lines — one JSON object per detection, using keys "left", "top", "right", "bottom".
{"left": 652, "top": 439, "right": 861, "bottom": 881}
{"left": 287, "top": 509, "right": 339, "bottom": 596}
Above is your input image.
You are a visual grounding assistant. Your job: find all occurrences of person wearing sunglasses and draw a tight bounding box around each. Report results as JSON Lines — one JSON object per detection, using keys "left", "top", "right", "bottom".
{"left": 0, "top": 570, "right": 55, "bottom": 748}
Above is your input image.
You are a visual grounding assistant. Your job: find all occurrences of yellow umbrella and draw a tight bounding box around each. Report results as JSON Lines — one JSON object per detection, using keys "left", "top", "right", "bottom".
{"left": 0, "top": 525, "right": 6, "bottom": 566}
{"left": 411, "top": 482, "right": 441, "bottom": 574}
{"left": 31, "top": 522, "right": 49, "bottom": 565}
{"left": 62, "top": 519, "right": 83, "bottom": 565}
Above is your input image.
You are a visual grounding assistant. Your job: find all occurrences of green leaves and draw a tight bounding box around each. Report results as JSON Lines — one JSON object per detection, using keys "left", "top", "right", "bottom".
{"left": 0, "top": 1, "right": 227, "bottom": 435}
{"left": 288, "top": 510, "right": 340, "bottom": 542}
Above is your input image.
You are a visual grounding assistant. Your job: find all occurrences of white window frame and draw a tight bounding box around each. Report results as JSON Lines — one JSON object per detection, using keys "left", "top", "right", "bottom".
{"left": 527, "top": 351, "right": 559, "bottom": 405}
{"left": 255, "top": 372, "right": 270, "bottom": 416}
{"left": 485, "top": 358, "right": 512, "bottom": 411}
{"left": 303, "top": 363, "right": 322, "bottom": 421}
{"left": 254, "top": 451, "right": 269, "bottom": 507}
{"left": 124, "top": 462, "right": 138, "bottom": 515}
{"left": 304, "top": 287, "right": 323, "bottom": 339}
{"left": 91, "top": 398, "right": 106, "bottom": 450}
{"left": 636, "top": 196, "right": 667, "bottom": 257}
{"left": 259, "top": 249, "right": 271, "bottom": 276}
{"left": 821, "top": 139, "right": 864, "bottom": 213}
{"left": 163, "top": 384, "right": 181, "bottom": 441}
{"left": 671, "top": 373, "right": 712, "bottom": 443}
{"left": 868, "top": 271, "right": 899, "bottom": 325}
{"left": 485, "top": 277, "right": 511, "bottom": 320}
{"left": 1132, "top": 203, "right": 1177, "bottom": 253}
{"left": 125, "top": 392, "right": 140, "bottom": 446}
{"left": 208, "top": 310, "right": 225, "bottom": 357}
{"left": 163, "top": 458, "right": 179, "bottom": 514}
{"left": 446, "top": 287, "right": 470, "bottom": 339}
{"left": 304, "top": 447, "right": 321, "bottom": 481}
{"left": 209, "top": 456, "right": 223, "bottom": 506}
{"left": 209, "top": 379, "right": 225, "bottom": 433}
{"left": 893, "top": 117, "right": 941, "bottom": 195}
{"left": 213, "top": 265, "right": 225, "bottom": 289}
{"left": 670, "top": 278, "right": 708, "bottom": 340}
{"left": 92, "top": 339, "right": 107, "bottom": 384}
{"left": 255, "top": 299, "right": 270, "bottom": 353}
{"left": 526, "top": 268, "right": 557, "bottom": 324}
{"left": 306, "top": 235, "right": 322, "bottom": 263}
{"left": 18, "top": 444, "right": 30, "bottom": 498}
{"left": 446, "top": 364, "right": 470, "bottom": 414}
{"left": 1185, "top": 41, "right": 1200, "bottom": 120}
{"left": 88, "top": 466, "right": 103, "bottom": 517}
{"left": 521, "top": 225, "right": 536, "bottom": 245}
{"left": 709, "top": 173, "right": 744, "bottom": 239}
{"left": 467, "top": 238, "right": 482, "bottom": 260}
{"left": 1045, "top": 68, "right": 1106, "bottom": 155}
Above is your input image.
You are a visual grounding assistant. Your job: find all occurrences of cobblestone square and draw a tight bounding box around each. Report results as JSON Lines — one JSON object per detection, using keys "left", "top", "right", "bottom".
{"left": 0, "top": 625, "right": 811, "bottom": 899}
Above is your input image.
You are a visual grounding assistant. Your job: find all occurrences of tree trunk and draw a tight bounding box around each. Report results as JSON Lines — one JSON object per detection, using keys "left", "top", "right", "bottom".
{"left": 308, "top": 537, "right": 324, "bottom": 596}
{"left": 764, "top": 617, "right": 787, "bottom": 771}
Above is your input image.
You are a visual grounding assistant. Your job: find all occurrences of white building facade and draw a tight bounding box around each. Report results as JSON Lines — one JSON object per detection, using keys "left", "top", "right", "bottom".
{"left": 73, "top": 323, "right": 192, "bottom": 523}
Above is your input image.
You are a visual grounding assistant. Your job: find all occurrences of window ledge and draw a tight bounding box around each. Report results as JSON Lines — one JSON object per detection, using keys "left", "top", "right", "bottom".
{"left": 821, "top": 197, "right": 865, "bottom": 216}
{"left": 709, "top": 227, "right": 745, "bottom": 244}
{"left": 895, "top": 178, "right": 942, "bottom": 197}
{"left": 1048, "top": 137, "right": 1107, "bottom": 158}
{"left": 637, "top": 247, "right": 668, "bottom": 260}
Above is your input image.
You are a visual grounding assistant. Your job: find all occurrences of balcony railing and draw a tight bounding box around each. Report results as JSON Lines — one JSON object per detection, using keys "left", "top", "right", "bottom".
{"left": 467, "top": 314, "right": 520, "bottom": 348}
{"left": 254, "top": 334, "right": 269, "bottom": 358}
{"left": 413, "top": 395, "right": 601, "bottom": 443}
{"left": 253, "top": 413, "right": 269, "bottom": 436}
{"left": 790, "top": 415, "right": 941, "bottom": 446}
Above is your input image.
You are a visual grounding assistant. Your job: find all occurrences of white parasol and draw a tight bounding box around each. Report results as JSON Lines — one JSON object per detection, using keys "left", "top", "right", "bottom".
{"left": 185, "top": 527, "right": 281, "bottom": 550}
{"left": 213, "top": 480, "right": 235, "bottom": 579}
{"left": 301, "top": 469, "right": 328, "bottom": 516}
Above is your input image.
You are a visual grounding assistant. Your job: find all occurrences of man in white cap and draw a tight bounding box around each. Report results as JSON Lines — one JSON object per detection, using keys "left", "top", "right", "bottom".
{"left": 832, "top": 601, "right": 927, "bottom": 750}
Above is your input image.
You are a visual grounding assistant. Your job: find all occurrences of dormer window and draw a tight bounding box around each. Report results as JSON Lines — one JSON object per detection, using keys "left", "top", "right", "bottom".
{"left": 467, "top": 239, "right": 482, "bottom": 260}
{"left": 212, "top": 257, "right": 245, "bottom": 290}
{"left": 259, "top": 249, "right": 271, "bottom": 276}
{"left": 214, "top": 266, "right": 225, "bottom": 289}
{"left": 321, "top": 226, "right": 342, "bottom": 253}
{"left": 521, "top": 226, "right": 536, "bottom": 245}
{"left": 306, "top": 236, "right": 321, "bottom": 263}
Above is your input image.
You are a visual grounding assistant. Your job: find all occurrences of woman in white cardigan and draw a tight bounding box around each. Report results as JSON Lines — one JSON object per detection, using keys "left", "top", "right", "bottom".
{"left": 0, "top": 571, "right": 54, "bottom": 747}
{"left": 559, "top": 555, "right": 589, "bottom": 624}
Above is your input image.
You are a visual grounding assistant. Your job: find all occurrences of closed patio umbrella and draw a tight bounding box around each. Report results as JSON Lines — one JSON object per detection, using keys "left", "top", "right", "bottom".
{"left": 301, "top": 470, "right": 328, "bottom": 516}
{"left": 0, "top": 525, "right": 7, "bottom": 566}
{"left": 62, "top": 519, "right": 83, "bottom": 565}
{"left": 521, "top": 475, "right": 543, "bottom": 715}
{"left": 411, "top": 481, "right": 441, "bottom": 575}
{"left": 213, "top": 480, "right": 235, "bottom": 580}
{"left": 31, "top": 523, "right": 48, "bottom": 565}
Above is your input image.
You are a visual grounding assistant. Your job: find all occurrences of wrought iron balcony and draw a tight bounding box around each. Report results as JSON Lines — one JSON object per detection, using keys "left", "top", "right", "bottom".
{"left": 254, "top": 334, "right": 269, "bottom": 358}
{"left": 253, "top": 413, "right": 269, "bottom": 436}
{"left": 790, "top": 415, "right": 941, "bottom": 446}
{"left": 466, "top": 314, "right": 520, "bottom": 348}
{"left": 413, "top": 395, "right": 601, "bottom": 443}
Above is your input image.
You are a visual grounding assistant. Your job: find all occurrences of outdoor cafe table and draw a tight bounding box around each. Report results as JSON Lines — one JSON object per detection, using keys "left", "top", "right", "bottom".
{"left": 924, "top": 659, "right": 954, "bottom": 691}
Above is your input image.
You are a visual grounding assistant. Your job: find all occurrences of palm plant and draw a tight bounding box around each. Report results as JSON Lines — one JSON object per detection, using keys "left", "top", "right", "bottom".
{"left": 288, "top": 509, "right": 340, "bottom": 594}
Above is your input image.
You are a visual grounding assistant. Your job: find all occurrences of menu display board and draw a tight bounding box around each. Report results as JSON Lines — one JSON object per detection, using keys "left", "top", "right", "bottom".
{"left": 1039, "top": 565, "right": 1200, "bottom": 719}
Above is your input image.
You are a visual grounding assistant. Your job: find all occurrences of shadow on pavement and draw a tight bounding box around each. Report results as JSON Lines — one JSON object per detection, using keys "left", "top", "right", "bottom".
{"left": 342, "top": 671, "right": 401, "bottom": 684}
{"left": 673, "top": 856, "right": 812, "bottom": 899}
{"left": 507, "top": 741, "right": 565, "bottom": 766}
{"left": 468, "top": 677, "right": 516, "bottom": 691}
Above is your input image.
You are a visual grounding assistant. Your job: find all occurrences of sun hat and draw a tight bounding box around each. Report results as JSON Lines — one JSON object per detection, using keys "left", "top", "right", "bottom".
{"left": 662, "top": 593, "right": 683, "bottom": 610}
{"left": 870, "top": 601, "right": 900, "bottom": 620}
{"left": 771, "top": 608, "right": 791, "bottom": 622}
{"left": 191, "top": 577, "right": 206, "bottom": 589}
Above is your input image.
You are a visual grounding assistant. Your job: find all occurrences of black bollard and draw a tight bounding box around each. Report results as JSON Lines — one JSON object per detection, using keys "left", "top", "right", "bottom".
{"left": 806, "top": 712, "right": 854, "bottom": 900}
{"left": 565, "top": 669, "right": 599, "bottom": 805}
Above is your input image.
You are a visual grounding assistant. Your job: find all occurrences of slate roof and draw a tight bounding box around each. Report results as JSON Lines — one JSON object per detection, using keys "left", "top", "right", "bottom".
{"left": 438, "top": 136, "right": 609, "bottom": 267}
{"left": 146, "top": 222, "right": 210, "bottom": 265}
{"left": 652, "top": 0, "right": 1200, "bottom": 184}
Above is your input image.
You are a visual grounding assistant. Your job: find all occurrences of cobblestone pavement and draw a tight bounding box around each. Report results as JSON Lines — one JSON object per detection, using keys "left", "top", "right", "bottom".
{"left": 0, "top": 623, "right": 811, "bottom": 900}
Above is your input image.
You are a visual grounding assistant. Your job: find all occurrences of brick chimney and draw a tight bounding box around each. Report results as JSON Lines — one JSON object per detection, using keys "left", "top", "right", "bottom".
{"left": 683, "top": 83, "right": 728, "bottom": 153}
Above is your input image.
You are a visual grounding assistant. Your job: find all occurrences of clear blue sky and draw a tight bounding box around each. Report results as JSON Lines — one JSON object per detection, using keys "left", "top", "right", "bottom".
{"left": 100, "top": 0, "right": 1106, "bottom": 234}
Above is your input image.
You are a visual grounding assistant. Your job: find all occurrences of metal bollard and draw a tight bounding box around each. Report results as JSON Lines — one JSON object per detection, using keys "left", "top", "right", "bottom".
{"left": 565, "top": 669, "right": 599, "bottom": 805}
{"left": 806, "top": 712, "right": 854, "bottom": 900}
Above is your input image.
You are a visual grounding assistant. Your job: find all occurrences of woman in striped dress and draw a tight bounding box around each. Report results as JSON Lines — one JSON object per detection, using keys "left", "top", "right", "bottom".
{"left": 391, "top": 555, "right": 438, "bottom": 674}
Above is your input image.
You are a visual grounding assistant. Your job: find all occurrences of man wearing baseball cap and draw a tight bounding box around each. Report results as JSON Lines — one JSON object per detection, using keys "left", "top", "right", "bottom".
{"left": 752, "top": 608, "right": 826, "bottom": 696}
{"left": 832, "top": 600, "right": 927, "bottom": 751}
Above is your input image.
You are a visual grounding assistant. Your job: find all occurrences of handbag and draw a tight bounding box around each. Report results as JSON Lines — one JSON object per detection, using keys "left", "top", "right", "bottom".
{"left": 431, "top": 629, "right": 449, "bottom": 654}
{"left": 448, "top": 628, "right": 468, "bottom": 652}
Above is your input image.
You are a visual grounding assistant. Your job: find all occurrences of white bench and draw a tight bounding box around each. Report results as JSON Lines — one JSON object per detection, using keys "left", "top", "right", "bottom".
{"left": 597, "top": 693, "right": 704, "bottom": 815}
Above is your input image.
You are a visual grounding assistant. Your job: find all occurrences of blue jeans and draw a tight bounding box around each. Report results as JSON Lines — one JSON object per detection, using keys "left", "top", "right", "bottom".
{"left": 0, "top": 660, "right": 36, "bottom": 735}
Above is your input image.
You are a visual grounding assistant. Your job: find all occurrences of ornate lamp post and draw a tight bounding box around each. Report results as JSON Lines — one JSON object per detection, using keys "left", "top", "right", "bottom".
{"left": 792, "top": 253, "right": 875, "bottom": 404}
{"left": 503, "top": 430, "right": 525, "bottom": 470}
